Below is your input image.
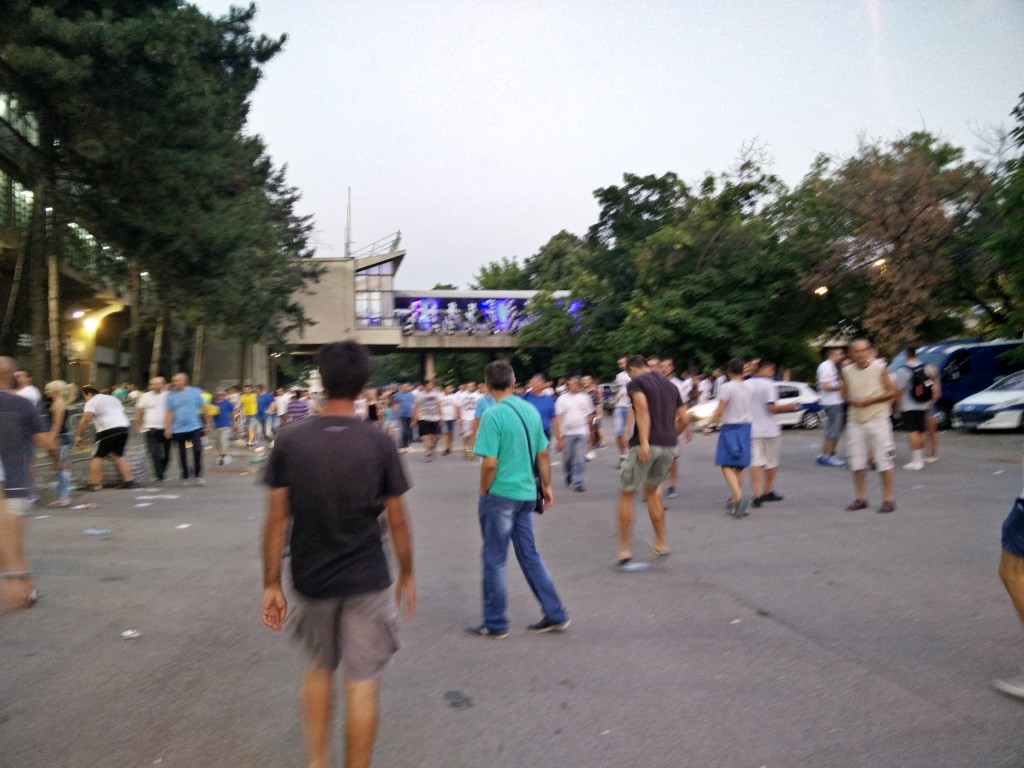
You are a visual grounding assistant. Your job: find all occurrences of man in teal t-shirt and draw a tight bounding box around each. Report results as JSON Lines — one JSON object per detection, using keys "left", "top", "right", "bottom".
{"left": 466, "top": 360, "right": 569, "bottom": 639}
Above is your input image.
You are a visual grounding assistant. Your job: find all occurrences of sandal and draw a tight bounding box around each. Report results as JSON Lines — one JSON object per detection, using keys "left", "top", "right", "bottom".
{"left": 845, "top": 499, "right": 869, "bottom": 511}
{"left": 877, "top": 501, "right": 896, "bottom": 514}
{"left": 1, "top": 575, "right": 39, "bottom": 613}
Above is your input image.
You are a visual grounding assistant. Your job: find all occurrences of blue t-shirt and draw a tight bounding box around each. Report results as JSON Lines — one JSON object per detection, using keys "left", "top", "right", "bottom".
{"left": 521, "top": 392, "right": 556, "bottom": 433}
{"left": 256, "top": 392, "right": 274, "bottom": 417}
{"left": 393, "top": 390, "right": 416, "bottom": 418}
{"left": 475, "top": 395, "right": 496, "bottom": 420}
{"left": 166, "top": 386, "right": 205, "bottom": 433}
{"left": 212, "top": 399, "right": 235, "bottom": 429}
{"left": 474, "top": 396, "right": 548, "bottom": 502}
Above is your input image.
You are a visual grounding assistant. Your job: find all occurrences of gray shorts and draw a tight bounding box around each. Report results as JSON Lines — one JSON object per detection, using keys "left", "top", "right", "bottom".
{"left": 293, "top": 588, "right": 399, "bottom": 679}
{"left": 823, "top": 404, "right": 845, "bottom": 441}
{"left": 619, "top": 444, "right": 675, "bottom": 493}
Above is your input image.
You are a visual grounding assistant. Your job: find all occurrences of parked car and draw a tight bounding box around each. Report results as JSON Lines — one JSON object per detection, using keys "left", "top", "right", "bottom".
{"left": 888, "top": 338, "right": 1023, "bottom": 428}
{"left": 688, "top": 381, "right": 821, "bottom": 430}
{"left": 950, "top": 371, "right": 1024, "bottom": 431}
{"left": 599, "top": 383, "right": 616, "bottom": 414}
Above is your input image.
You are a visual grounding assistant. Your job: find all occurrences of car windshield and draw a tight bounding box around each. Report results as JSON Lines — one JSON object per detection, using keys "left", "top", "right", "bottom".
{"left": 991, "top": 372, "right": 1024, "bottom": 391}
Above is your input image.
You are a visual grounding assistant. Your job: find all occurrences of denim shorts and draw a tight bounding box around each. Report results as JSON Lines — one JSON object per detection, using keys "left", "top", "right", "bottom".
{"left": 823, "top": 404, "right": 845, "bottom": 441}
{"left": 1001, "top": 498, "right": 1024, "bottom": 558}
{"left": 293, "top": 588, "right": 399, "bottom": 679}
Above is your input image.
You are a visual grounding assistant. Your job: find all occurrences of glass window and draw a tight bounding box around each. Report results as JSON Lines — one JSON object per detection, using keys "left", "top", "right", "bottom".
{"left": 942, "top": 351, "right": 971, "bottom": 383}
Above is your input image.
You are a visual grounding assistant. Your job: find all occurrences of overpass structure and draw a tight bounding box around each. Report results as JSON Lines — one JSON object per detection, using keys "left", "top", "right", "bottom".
{"left": 289, "top": 246, "right": 568, "bottom": 375}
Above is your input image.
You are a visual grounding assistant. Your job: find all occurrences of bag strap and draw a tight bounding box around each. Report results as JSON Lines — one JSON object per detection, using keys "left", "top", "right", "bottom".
{"left": 501, "top": 400, "right": 541, "bottom": 481}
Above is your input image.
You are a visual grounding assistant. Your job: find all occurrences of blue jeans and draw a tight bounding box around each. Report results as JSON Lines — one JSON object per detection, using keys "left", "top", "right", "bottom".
{"left": 563, "top": 434, "right": 587, "bottom": 487}
{"left": 477, "top": 493, "right": 567, "bottom": 633}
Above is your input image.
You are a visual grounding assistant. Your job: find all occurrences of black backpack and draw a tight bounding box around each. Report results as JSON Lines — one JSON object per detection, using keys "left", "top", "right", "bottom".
{"left": 907, "top": 364, "right": 933, "bottom": 403}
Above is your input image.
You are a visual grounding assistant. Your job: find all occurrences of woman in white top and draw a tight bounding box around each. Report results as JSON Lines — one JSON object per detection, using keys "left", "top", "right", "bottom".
{"left": 702, "top": 358, "right": 754, "bottom": 518}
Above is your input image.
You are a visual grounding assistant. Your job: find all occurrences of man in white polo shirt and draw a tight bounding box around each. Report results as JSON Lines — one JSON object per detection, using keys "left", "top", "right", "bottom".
{"left": 74, "top": 386, "right": 135, "bottom": 491}
{"left": 136, "top": 376, "right": 170, "bottom": 483}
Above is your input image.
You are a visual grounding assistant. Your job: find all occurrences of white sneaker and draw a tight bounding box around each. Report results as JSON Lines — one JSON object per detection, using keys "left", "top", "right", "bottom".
{"left": 196, "top": 477, "right": 207, "bottom": 486}
{"left": 903, "top": 460, "right": 925, "bottom": 471}
{"left": 993, "top": 673, "right": 1024, "bottom": 700}
{"left": 585, "top": 451, "right": 597, "bottom": 461}
{"left": 924, "top": 456, "right": 938, "bottom": 464}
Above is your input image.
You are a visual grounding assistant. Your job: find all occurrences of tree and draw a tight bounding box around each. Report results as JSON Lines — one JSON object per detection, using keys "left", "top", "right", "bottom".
{"left": 470, "top": 256, "right": 530, "bottom": 290}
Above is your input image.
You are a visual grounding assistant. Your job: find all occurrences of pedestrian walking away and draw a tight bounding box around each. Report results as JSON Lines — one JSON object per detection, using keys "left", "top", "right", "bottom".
{"left": 815, "top": 346, "right": 848, "bottom": 467}
{"left": 467, "top": 360, "right": 568, "bottom": 638}
{"left": 703, "top": 358, "right": 754, "bottom": 519}
{"left": 617, "top": 355, "right": 688, "bottom": 565}
{"left": 893, "top": 346, "right": 939, "bottom": 471}
{"left": 261, "top": 340, "right": 415, "bottom": 768}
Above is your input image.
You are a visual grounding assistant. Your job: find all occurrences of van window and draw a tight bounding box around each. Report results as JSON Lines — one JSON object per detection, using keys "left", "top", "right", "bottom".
{"left": 777, "top": 385, "right": 799, "bottom": 399}
{"left": 943, "top": 350, "right": 971, "bottom": 383}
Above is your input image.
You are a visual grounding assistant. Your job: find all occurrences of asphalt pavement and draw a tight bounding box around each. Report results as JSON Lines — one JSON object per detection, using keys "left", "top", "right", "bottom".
{"left": 2, "top": 424, "right": 1023, "bottom": 768}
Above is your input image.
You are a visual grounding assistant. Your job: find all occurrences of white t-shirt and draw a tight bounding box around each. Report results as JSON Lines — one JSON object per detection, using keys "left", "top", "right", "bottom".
{"left": 816, "top": 359, "right": 843, "bottom": 407}
{"left": 17, "top": 385, "right": 42, "bottom": 407}
{"left": 415, "top": 390, "right": 442, "bottom": 421}
{"left": 747, "top": 377, "right": 781, "bottom": 439}
{"left": 719, "top": 380, "right": 753, "bottom": 425}
{"left": 440, "top": 395, "right": 460, "bottom": 421}
{"left": 275, "top": 392, "right": 292, "bottom": 417}
{"left": 697, "top": 378, "right": 712, "bottom": 404}
{"left": 669, "top": 376, "right": 692, "bottom": 405}
{"left": 85, "top": 393, "right": 130, "bottom": 432}
{"left": 555, "top": 391, "right": 594, "bottom": 436}
{"left": 460, "top": 391, "right": 480, "bottom": 420}
{"left": 614, "top": 371, "right": 632, "bottom": 408}
{"left": 354, "top": 398, "right": 368, "bottom": 419}
{"left": 136, "top": 390, "right": 168, "bottom": 430}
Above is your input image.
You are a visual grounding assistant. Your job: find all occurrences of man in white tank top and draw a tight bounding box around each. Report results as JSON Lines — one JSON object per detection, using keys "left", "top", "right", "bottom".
{"left": 840, "top": 339, "right": 899, "bottom": 514}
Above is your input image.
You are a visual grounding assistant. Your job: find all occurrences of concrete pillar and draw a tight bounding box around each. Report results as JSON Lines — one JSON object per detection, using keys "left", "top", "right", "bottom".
{"left": 422, "top": 352, "right": 435, "bottom": 383}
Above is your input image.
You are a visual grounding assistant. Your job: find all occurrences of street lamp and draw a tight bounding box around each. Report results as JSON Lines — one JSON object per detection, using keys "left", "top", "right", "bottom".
{"left": 814, "top": 286, "right": 829, "bottom": 297}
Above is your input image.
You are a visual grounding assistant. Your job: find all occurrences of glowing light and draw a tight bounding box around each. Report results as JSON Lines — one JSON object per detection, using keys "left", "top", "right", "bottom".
{"left": 814, "top": 286, "right": 829, "bottom": 297}
{"left": 71, "top": 310, "right": 85, "bottom": 319}
{"left": 83, "top": 317, "right": 100, "bottom": 334}
{"left": 873, "top": 258, "right": 886, "bottom": 268}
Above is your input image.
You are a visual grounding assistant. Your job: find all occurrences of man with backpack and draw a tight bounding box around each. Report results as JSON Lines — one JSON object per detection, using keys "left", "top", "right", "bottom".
{"left": 894, "top": 346, "right": 938, "bottom": 471}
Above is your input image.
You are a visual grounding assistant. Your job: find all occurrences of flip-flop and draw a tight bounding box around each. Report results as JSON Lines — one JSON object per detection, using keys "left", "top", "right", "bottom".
{"left": 649, "top": 542, "right": 671, "bottom": 558}
{"left": 617, "top": 556, "right": 632, "bottom": 566}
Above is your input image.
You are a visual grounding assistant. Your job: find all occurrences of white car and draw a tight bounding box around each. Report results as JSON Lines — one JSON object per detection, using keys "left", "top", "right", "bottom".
{"left": 951, "top": 371, "right": 1024, "bottom": 431}
{"left": 688, "top": 381, "right": 822, "bottom": 430}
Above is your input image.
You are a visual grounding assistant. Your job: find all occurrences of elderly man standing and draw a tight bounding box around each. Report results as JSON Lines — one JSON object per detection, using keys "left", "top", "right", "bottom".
{"left": 555, "top": 376, "right": 593, "bottom": 492}
{"left": 0, "top": 357, "right": 58, "bottom": 611}
{"left": 841, "top": 339, "right": 899, "bottom": 513}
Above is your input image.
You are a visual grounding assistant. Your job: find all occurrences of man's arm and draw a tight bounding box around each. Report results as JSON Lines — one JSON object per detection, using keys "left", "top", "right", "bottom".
{"left": 261, "top": 487, "right": 291, "bottom": 631}
{"left": 384, "top": 495, "right": 415, "bottom": 616}
{"left": 164, "top": 402, "right": 173, "bottom": 438}
{"left": 675, "top": 403, "right": 691, "bottom": 441}
{"left": 537, "top": 449, "right": 554, "bottom": 508}
{"left": 134, "top": 400, "right": 144, "bottom": 433}
{"left": 632, "top": 391, "right": 651, "bottom": 462}
{"left": 478, "top": 455, "right": 497, "bottom": 496}
{"left": 73, "top": 411, "right": 94, "bottom": 446}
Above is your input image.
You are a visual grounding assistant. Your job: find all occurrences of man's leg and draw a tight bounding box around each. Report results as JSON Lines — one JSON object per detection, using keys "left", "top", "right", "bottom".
{"left": 722, "top": 467, "right": 741, "bottom": 502}
{"left": 191, "top": 429, "right": 204, "bottom": 479}
{"left": 174, "top": 434, "right": 190, "bottom": 479}
{"left": 300, "top": 664, "right": 334, "bottom": 768}
{"left": 477, "top": 495, "right": 513, "bottom": 632}
{"left": 89, "top": 455, "right": 103, "bottom": 486}
{"left": 999, "top": 550, "right": 1024, "bottom": 624}
{"left": 643, "top": 484, "right": 668, "bottom": 553}
{"left": 113, "top": 454, "right": 133, "bottom": 483}
{"left": 880, "top": 468, "right": 894, "bottom": 504}
{"left": 750, "top": 465, "right": 764, "bottom": 498}
{"left": 145, "top": 429, "right": 163, "bottom": 480}
{"left": 852, "top": 469, "right": 867, "bottom": 503}
{"left": 763, "top": 467, "right": 777, "bottom": 495}
{"left": 0, "top": 498, "right": 35, "bottom": 612}
{"left": 617, "top": 490, "right": 635, "bottom": 561}
{"left": 510, "top": 503, "right": 568, "bottom": 623}
{"left": 344, "top": 677, "right": 380, "bottom": 768}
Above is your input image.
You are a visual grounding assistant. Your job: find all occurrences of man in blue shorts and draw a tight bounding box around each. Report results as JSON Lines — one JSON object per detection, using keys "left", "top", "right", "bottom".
{"left": 262, "top": 340, "right": 415, "bottom": 768}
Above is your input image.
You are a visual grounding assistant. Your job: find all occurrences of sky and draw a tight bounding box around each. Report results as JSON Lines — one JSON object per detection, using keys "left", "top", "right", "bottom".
{"left": 193, "top": 0, "right": 1024, "bottom": 290}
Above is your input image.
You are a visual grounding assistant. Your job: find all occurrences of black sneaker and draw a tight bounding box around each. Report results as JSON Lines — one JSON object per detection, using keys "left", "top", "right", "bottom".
{"left": 464, "top": 624, "right": 509, "bottom": 639}
{"left": 118, "top": 481, "right": 136, "bottom": 489}
{"left": 761, "top": 491, "right": 784, "bottom": 502}
{"left": 752, "top": 495, "right": 763, "bottom": 508}
{"left": 527, "top": 617, "right": 571, "bottom": 633}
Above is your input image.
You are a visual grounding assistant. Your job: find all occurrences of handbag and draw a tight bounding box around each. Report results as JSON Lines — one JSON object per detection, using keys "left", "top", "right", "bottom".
{"left": 502, "top": 401, "right": 545, "bottom": 514}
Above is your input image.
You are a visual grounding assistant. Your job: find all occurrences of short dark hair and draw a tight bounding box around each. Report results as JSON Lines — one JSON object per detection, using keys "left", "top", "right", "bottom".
{"left": 757, "top": 359, "right": 774, "bottom": 371}
{"left": 317, "top": 340, "right": 370, "bottom": 400}
{"left": 81, "top": 385, "right": 99, "bottom": 397}
{"left": 728, "top": 357, "right": 745, "bottom": 375}
{"left": 626, "top": 354, "right": 647, "bottom": 370}
{"left": 906, "top": 346, "right": 917, "bottom": 357}
{"left": 484, "top": 360, "right": 514, "bottom": 391}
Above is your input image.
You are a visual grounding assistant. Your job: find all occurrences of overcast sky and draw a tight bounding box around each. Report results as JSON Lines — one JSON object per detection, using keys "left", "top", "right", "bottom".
{"left": 193, "top": 0, "right": 1023, "bottom": 290}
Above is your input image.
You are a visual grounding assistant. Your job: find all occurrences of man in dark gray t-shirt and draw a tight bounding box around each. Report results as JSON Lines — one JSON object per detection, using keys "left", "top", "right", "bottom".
{"left": 261, "top": 341, "right": 414, "bottom": 768}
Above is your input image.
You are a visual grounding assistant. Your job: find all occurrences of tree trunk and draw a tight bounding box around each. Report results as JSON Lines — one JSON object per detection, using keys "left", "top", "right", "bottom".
{"left": 150, "top": 314, "right": 164, "bottom": 380}
{"left": 127, "top": 261, "right": 142, "bottom": 386}
{"left": 46, "top": 209, "right": 62, "bottom": 381}
{"left": 1, "top": 224, "right": 29, "bottom": 350}
{"left": 193, "top": 324, "right": 205, "bottom": 384}
{"left": 238, "top": 339, "right": 246, "bottom": 384}
{"left": 28, "top": 192, "right": 48, "bottom": 378}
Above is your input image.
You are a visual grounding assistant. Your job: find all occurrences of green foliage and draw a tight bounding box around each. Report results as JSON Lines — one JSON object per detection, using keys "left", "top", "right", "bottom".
{"left": 470, "top": 256, "right": 530, "bottom": 289}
